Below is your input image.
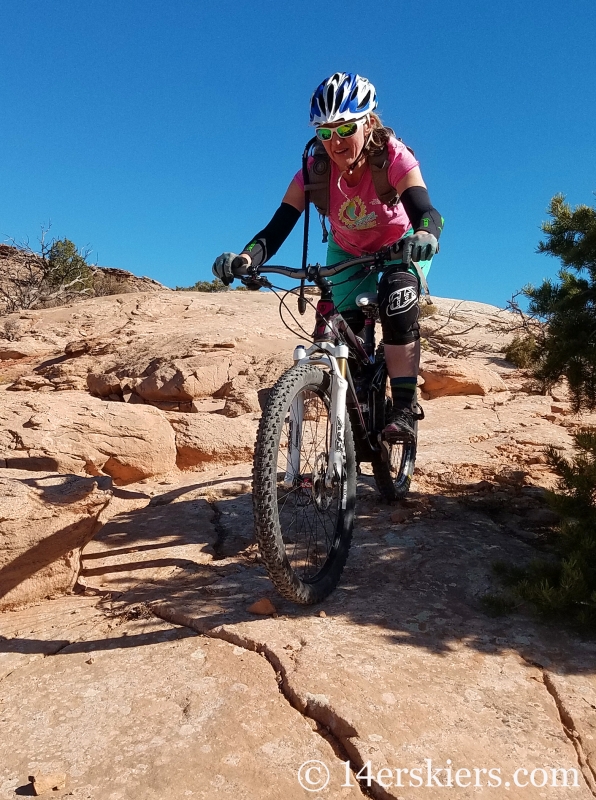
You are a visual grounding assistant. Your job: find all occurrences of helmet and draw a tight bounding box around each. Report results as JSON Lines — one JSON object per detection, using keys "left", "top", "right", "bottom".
{"left": 309, "top": 72, "right": 377, "bottom": 126}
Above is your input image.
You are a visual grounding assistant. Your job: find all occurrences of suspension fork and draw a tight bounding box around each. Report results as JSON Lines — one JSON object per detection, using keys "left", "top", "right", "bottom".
{"left": 285, "top": 343, "right": 349, "bottom": 490}
{"left": 284, "top": 397, "right": 304, "bottom": 487}
{"left": 326, "top": 344, "right": 349, "bottom": 488}
{"left": 284, "top": 350, "right": 306, "bottom": 487}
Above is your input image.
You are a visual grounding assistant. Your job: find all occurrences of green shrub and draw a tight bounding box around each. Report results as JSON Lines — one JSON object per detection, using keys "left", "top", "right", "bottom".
{"left": 499, "top": 428, "right": 596, "bottom": 630}
{"left": 504, "top": 334, "right": 539, "bottom": 368}
{"left": 491, "top": 196, "right": 596, "bottom": 629}
{"left": 419, "top": 301, "right": 438, "bottom": 318}
{"left": 0, "top": 234, "right": 94, "bottom": 313}
{"left": 479, "top": 593, "right": 518, "bottom": 617}
{"left": 176, "top": 278, "right": 229, "bottom": 292}
{"left": 46, "top": 238, "right": 93, "bottom": 290}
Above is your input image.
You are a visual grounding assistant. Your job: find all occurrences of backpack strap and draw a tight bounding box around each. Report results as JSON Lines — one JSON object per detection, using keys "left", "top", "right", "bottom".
{"left": 304, "top": 141, "right": 330, "bottom": 241}
{"left": 366, "top": 128, "right": 416, "bottom": 208}
{"left": 304, "top": 141, "right": 330, "bottom": 217}
{"left": 367, "top": 147, "right": 399, "bottom": 207}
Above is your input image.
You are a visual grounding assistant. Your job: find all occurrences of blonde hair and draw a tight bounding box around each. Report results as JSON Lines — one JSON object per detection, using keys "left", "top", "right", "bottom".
{"left": 365, "top": 112, "right": 392, "bottom": 154}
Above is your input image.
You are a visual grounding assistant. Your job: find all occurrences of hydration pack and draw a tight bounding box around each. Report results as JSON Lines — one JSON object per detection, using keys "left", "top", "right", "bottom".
{"left": 302, "top": 127, "right": 416, "bottom": 241}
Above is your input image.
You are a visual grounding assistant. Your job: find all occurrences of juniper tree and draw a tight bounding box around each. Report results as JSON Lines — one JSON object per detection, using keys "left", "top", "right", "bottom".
{"left": 506, "top": 429, "right": 596, "bottom": 629}
{"left": 524, "top": 194, "right": 596, "bottom": 410}
{"left": 0, "top": 227, "right": 93, "bottom": 312}
{"left": 45, "top": 237, "right": 93, "bottom": 291}
{"left": 486, "top": 195, "right": 596, "bottom": 629}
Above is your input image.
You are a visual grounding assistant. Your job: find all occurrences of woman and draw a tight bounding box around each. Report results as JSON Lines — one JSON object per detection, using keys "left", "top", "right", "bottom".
{"left": 213, "top": 72, "right": 443, "bottom": 439}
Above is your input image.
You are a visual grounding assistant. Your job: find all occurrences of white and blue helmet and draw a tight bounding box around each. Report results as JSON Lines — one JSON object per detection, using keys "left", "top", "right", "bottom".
{"left": 309, "top": 72, "right": 377, "bottom": 126}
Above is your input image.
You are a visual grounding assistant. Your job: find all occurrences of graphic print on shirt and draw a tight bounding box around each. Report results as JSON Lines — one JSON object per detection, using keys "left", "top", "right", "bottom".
{"left": 338, "top": 196, "right": 378, "bottom": 231}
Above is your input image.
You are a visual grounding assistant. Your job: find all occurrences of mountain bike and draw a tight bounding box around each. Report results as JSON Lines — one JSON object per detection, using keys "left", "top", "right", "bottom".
{"left": 234, "top": 241, "right": 423, "bottom": 604}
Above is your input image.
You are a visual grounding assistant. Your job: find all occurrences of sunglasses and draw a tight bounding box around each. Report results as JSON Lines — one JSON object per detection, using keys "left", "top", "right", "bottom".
{"left": 315, "top": 118, "right": 366, "bottom": 142}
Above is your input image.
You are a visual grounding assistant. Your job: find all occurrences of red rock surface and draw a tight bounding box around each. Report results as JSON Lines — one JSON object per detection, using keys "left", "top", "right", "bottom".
{"left": 2, "top": 290, "right": 596, "bottom": 799}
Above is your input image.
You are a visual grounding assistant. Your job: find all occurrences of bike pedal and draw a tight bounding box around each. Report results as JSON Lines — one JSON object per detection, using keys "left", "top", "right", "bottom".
{"left": 382, "top": 429, "right": 416, "bottom": 445}
{"left": 413, "top": 404, "right": 425, "bottom": 421}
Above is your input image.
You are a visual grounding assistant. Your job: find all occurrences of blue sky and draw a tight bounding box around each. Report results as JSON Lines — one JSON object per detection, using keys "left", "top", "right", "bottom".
{"left": 1, "top": 0, "right": 595, "bottom": 306}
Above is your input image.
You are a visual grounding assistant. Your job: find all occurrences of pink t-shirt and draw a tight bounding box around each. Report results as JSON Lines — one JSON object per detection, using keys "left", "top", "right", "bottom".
{"left": 294, "top": 136, "right": 419, "bottom": 256}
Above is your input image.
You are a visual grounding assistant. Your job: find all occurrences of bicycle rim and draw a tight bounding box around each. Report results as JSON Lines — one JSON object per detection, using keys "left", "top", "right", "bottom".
{"left": 253, "top": 364, "right": 356, "bottom": 604}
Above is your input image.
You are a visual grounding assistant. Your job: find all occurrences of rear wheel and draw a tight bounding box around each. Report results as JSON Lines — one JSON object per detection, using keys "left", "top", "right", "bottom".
{"left": 253, "top": 364, "right": 356, "bottom": 604}
{"left": 370, "top": 353, "right": 418, "bottom": 502}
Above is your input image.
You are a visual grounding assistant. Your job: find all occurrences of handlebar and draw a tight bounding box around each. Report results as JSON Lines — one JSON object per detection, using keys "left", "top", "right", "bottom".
{"left": 233, "top": 242, "right": 405, "bottom": 284}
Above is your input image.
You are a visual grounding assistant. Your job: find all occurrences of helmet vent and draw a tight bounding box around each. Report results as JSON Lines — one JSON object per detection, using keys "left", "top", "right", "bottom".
{"left": 326, "top": 85, "right": 334, "bottom": 114}
{"left": 357, "top": 90, "right": 371, "bottom": 111}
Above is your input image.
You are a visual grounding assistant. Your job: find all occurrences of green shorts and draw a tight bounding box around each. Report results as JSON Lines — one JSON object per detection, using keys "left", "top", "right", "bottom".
{"left": 325, "top": 231, "right": 433, "bottom": 313}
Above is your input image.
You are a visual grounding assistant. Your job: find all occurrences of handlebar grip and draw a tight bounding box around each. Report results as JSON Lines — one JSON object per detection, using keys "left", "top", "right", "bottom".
{"left": 231, "top": 255, "right": 250, "bottom": 276}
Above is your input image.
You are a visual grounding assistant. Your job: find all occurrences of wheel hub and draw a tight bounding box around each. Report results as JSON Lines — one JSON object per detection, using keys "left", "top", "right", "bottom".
{"left": 312, "top": 453, "right": 334, "bottom": 511}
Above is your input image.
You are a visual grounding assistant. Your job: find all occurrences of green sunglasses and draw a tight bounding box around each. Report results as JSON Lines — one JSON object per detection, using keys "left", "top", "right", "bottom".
{"left": 315, "top": 118, "right": 366, "bottom": 142}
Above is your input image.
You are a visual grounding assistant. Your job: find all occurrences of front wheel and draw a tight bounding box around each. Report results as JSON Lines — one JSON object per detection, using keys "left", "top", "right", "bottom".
{"left": 370, "top": 354, "right": 418, "bottom": 502}
{"left": 252, "top": 364, "right": 356, "bottom": 605}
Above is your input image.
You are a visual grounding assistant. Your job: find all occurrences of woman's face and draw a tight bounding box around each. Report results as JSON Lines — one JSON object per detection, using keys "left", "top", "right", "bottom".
{"left": 320, "top": 116, "right": 373, "bottom": 171}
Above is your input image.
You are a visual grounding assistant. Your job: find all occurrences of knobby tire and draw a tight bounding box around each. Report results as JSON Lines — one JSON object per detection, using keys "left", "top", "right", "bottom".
{"left": 252, "top": 364, "right": 356, "bottom": 604}
{"left": 370, "top": 354, "right": 418, "bottom": 502}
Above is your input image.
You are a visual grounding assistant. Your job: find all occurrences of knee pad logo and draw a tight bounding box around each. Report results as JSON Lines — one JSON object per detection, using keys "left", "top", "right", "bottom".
{"left": 387, "top": 286, "right": 418, "bottom": 315}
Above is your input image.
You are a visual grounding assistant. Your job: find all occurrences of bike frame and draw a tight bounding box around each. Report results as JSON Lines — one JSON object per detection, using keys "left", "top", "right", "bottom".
{"left": 236, "top": 237, "right": 414, "bottom": 494}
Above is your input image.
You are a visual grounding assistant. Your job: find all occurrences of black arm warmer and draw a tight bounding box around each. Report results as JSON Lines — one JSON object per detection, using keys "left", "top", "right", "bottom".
{"left": 400, "top": 186, "right": 444, "bottom": 240}
{"left": 241, "top": 202, "right": 302, "bottom": 268}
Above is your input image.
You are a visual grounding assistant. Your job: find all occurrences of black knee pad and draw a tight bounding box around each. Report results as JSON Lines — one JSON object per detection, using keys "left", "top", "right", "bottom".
{"left": 378, "top": 268, "right": 420, "bottom": 345}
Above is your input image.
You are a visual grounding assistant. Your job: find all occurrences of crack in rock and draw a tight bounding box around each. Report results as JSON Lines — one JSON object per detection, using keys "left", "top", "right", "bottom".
{"left": 542, "top": 671, "right": 596, "bottom": 796}
{"left": 150, "top": 603, "right": 391, "bottom": 799}
{"left": 43, "top": 640, "right": 72, "bottom": 657}
{"left": 206, "top": 501, "right": 228, "bottom": 560}
{"left": 522, "top": 656, "right": 596, "bottom": 796}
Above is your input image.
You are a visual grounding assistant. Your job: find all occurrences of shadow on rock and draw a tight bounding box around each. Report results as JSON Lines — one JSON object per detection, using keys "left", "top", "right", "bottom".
{"left": 141, "top": 475, "right": 596, "bottom": 678}
{"left": 6, "top": 474, "right": 593, "bottom": 677}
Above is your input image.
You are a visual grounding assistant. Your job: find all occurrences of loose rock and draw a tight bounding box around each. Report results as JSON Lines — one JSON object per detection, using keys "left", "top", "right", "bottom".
{"left": 247, "top": 598, "right": 277, "bottom": 615}
{"left": 30, "top": 772, "right": 67, "bottom": 796}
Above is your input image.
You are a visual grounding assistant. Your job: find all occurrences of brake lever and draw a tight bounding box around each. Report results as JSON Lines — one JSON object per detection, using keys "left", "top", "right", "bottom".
{"left": 240, "top": 274, "right": 272, "bottom": 291}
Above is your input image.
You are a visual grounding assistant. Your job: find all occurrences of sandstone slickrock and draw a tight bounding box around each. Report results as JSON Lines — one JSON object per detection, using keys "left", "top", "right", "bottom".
{"left": 0, "top": 617, "right": 364, "bottom": 799}
{"left": 222, "top": 388, "right": 261, "bottom": 417}
{"left": 420, "top": 357, "right": 507, "bottom": 399}
{"left": 0, "top": 392, "right": 176, "bottom": 483}
{"left": 151, "top": 482, "right": 596, "bottom": 800}
{"left": 167, "top": 412, "right": 257, "bottom": 469}
{"left": 1, "top": 293, "right": 292, "bottom": 409}
{"left": 0, "top": 339, "right": 56, "bottom": 360}
{"left": 3, "top": 289, "right": 596, "bottom": 799}
{"left": 0, "top": 470, "right": 111, "bottom": 611}
{"left": 5, "top": 374, "right": 53, "bottom": 391}
{"left": 79, "top": 494, "right": 218, "bottom": 595}
{"left": 134, "top": 354, "right": 235, "bottom": 402}
{"left": 0, "top": 595, "right": 109, "bottom": 680}
{"left": 86, "top": 372, "right": 123, "bottom": 398}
